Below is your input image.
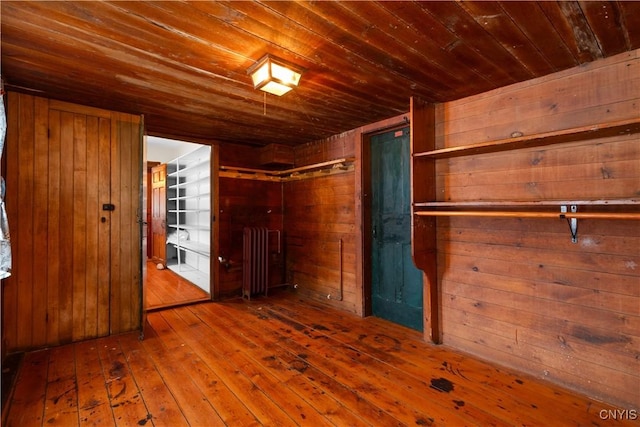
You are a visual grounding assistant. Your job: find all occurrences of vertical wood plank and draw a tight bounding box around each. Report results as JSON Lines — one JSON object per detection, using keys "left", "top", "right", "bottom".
{"left": 97, "top": 117, "right": 111, "bottom": 337}
{"left": 16, "top": 94, "right": 35, "bottom": 349}
{"left": 109, "top": 114, "right": 122, "bottom": 334}
{"left": 109, "top": 112, "right": 142, "bottom": 334}
{"left": 85, "top": 116, "right": 100, "bottom": 338}
{"left": 47, "top": 109, "right": 62, "bottom": 345}
{"left": 3, "top": 92, "right": 21, "bottom": 351}
{"left": 129, "top": 116, "right": 142, "bottom": 332}
{"left": 58, "top": 111, "right": 75, "bottom": 344}
{"left": 124, "top": 114, "right": 142, "bottom": 333}
{"left": 354, "top": 132, "right": 366, "bottom": 316}
{"left": 410, "top": 97, "right": 440, "bottom": 344}
{"left": 32, "top": 96, "right": 50, "bottom": 347}
{"left": 118, "top": 115, "right": 133, "bottom": 331}
{"left": 72, "top": 114, "right": 88, "bottom": 342}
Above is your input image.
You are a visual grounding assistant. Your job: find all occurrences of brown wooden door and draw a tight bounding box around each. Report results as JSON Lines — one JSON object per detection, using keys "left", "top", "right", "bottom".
{"left": 49, "top": 104, "right": 113, "bottom": 341}
{"left": 4, "top": 93, "right": 142, "bottom": 351}
{"left": 151, "top": 163, "right": 167, "bottom": 265}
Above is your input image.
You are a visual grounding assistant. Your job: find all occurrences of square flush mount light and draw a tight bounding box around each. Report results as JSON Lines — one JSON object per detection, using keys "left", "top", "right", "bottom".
{"left": 247, "top": 54, "right": 303, "bottom": 96}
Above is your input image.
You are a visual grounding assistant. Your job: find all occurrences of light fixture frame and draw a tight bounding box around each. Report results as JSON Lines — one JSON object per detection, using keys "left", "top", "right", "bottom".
{"left": 247, "top": 54, "right": 303, "bottom": 96}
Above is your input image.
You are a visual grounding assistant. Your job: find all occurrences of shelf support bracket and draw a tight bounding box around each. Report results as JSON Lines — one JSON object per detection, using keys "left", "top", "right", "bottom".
{"left": 560, "top": 205, "right": 578, "bottom": 243}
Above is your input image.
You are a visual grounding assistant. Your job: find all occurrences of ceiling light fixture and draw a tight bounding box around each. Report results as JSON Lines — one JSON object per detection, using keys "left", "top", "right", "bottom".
{"left": 247, "top": 54, "right": 303, "bottom": 96}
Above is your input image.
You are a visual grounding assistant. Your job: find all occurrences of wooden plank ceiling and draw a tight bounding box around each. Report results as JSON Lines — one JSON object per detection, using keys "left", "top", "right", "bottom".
{"left": 2, "top": 1, "right": 639, "bottom": 147}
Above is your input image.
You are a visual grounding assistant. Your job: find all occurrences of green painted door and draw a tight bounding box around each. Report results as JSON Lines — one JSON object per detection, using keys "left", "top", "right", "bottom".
{"left": 371, "top": 127, "right": 423, "bottom": 331}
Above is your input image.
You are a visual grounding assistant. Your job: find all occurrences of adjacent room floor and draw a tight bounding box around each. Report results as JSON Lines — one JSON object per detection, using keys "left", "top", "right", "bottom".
{"left": 3, "top": 292, "right": 633, "bottom": 426}
{"left": 145, "top": 260, "right": 210, "bottom": 311}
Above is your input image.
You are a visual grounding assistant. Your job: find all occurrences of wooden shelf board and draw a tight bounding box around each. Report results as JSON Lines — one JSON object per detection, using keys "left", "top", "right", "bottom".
{"left": 219, "top": 157, "right": 356, "bottom": 181}
{"left": 275, "top": 157, "right": 355, "bottom": 176}
{"left": 218, "top": 170, "right": 282, "bottom": 182}
{"left": 414, "top": 118, "right": 640, "bottom": 159}
{"left": 414, "top": 199, "right": 640, "bottom": 207}
{"left": 414, "top": 211, "right": 640, "bottom": 220}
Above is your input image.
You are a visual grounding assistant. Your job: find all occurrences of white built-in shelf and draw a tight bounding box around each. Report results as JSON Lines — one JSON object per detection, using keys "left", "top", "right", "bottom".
{"left": 167, "top": 157, "right": 209, "bottom": 177}
{"left": 168, "top": 208, "right": 210, "bottom": 213}
{"left": 168, "top": 223, "right": 210, "bottom": 231}
{"left": 169, "top": 193, "right": 211, "bottom": 201}
{"left": 165, "top": 144, "right": 211, "bottom": 288}
{"left": 167, "top": 241, "right": 210, "bottom": 257}
{"left": 169, "top": 175, "right": 210, "bottom": 189}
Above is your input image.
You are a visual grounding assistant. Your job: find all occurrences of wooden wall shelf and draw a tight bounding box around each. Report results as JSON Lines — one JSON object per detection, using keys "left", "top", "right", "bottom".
{"left": 414, "top": 211, "right": 640, "bottom": 220}
{"left": 409, "top": 96, "right": 639, "bottom": 344}
{"left": 413, "top": 118, "right": 640, "bottom": 159}
{"left": 414, "top": 199, "right": 640, "bottom": 207}
{"left": 220, "top": 158, "right": 355, "bottom": 182}
{"left": 414, "top": 205, "right": 640, "bottom": 244}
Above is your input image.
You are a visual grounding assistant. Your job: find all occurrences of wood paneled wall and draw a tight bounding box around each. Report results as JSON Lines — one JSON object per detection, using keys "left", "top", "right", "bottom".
{"left": 219, "top": 142, "right": 263, "bottom": 169}
{"left": 284, "top": 117, "right": 407, "bottom": 316}
{"left": 284, "top": 173, "right": 359, "bottom": 312}
{"left": 3, "top": 93, "right": 142, "bottom": 353}
{"left": 432, "top": 50, "right": 639, "bottom": 407}
{"left": 217, "top": 177, "right": 283, "bottom": 297}
{"left": 287, "top": 137, "right": 358, "bottom": 311}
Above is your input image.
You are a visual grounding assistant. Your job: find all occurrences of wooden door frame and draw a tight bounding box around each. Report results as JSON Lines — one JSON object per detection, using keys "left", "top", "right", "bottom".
{"left": 139, "top": 126, "right": 148, "bottom": 338}
{"left": 141, "top": 140, "right": 217, "bottom": 312}
{"left": 210, "top": 144, "right": 220, "bottom": 301}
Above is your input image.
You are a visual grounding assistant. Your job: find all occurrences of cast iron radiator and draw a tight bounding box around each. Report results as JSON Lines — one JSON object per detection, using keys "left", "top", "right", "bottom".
{"left": 242, "top": 227, "right": 270, "bottom": 300}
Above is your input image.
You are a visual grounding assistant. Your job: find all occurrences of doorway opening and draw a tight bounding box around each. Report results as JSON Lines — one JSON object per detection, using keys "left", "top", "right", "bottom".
{"left": 145, "top": 136, "right": 212, "bottom": 311}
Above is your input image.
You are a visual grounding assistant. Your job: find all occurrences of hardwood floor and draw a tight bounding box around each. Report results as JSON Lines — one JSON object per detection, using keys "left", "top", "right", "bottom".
{"left": 4, "top": 291, "right": 635, "bottom": 427}
{"left": 145, "top": 260, "right": 210, "bottom": 310}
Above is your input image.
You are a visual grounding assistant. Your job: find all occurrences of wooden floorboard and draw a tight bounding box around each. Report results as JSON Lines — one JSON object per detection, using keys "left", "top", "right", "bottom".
{"left": 4, "top": 291, "right": 636, "bottom": 426}
{"left": 145, "top": 260, "right": 210, "bottom": 310}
